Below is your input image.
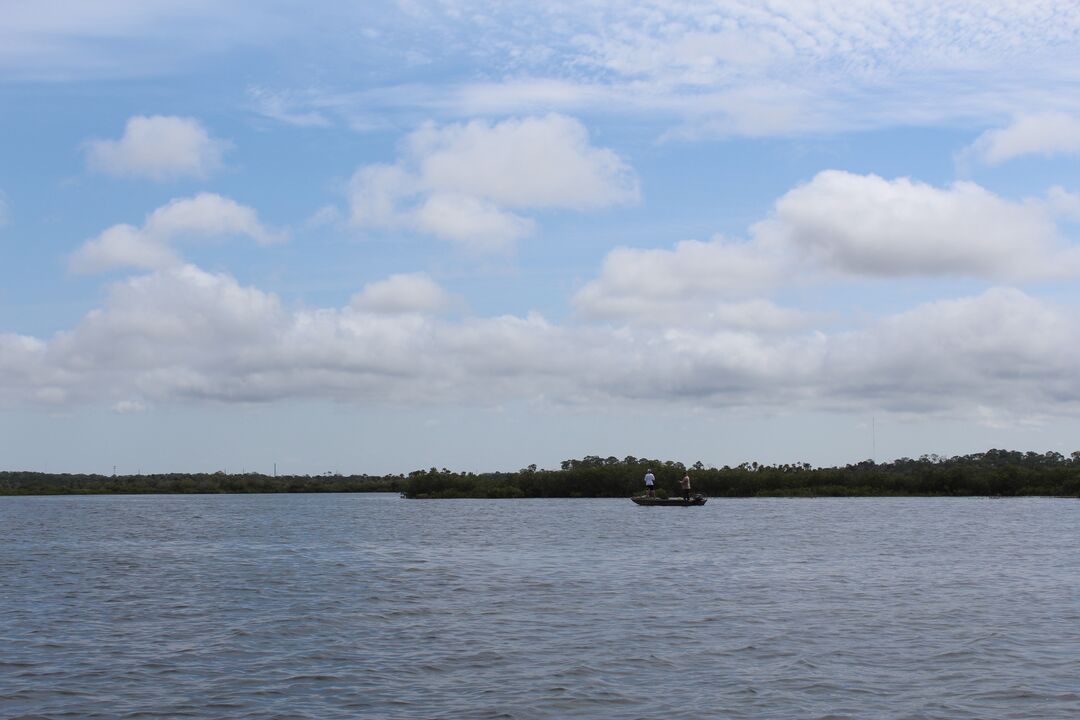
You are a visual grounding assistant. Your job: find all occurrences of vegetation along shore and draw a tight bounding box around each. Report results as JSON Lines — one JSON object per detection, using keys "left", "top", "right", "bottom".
{"left": 3, "top": 450, "right": 1079, "bottom": 498}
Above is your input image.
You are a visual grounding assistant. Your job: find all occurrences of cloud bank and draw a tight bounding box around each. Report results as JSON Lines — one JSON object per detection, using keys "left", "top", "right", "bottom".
{"left": 6, "top": 164, "right": 1079, "bottom": 429}
{"left": 3, "top": 264, "right": 1078, "bottom": 422}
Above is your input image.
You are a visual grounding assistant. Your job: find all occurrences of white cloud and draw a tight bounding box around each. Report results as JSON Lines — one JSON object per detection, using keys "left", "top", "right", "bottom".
{"left": 7, "top": 266, "right": 468, "bottom": 405}
{"left": 967, "top": 113, "right": 1080, "bottom": 165}
{"left": 70, "top": 224, "right": 182, "bottom": 274}
{"left": 264, "top": 1, "right": 1080, "bottom": 139}
{"left": 347, "top": 114, "right": 638, "bottom": 251}
{"left": 70, "top": 193, "right": 284, "bottom": 273}
{"left": 574, "top": 237, "right": 791, "bottom": 327}
{"left": 350, "top": 273, "right": 452, "bottom": 315}
{"left": 559, "top": 1, "right": 1080, "bottom": 137}
{"left": 9, "top": 3, "right": 1080, "bottom": 137}
{"left": 407, "top": 114, "right": 638, "bottom": 209}
{"left": 113, "top": 400, "right": 147, "bottom": 414}
{"left": 6, "top": 262, "right": 1080, "bottom": 421}
{"left": 577, "top": 171, "right": 1080, "bottom": 330}
{"left": 13, "top": 160, "right": 1080, "bottom": 422}
{"left": 825, "top": 288, "right": 1080, "bottom": 412}
{"left": 142, "top": 193, "right": 280, "bottom": 244}
{"left": 0, "top": 263, "right": 807, "bottom": 408}
{"left": 754, "top": 171, "right": 1080, "bottom": 280}
{"left": 413, "top": 194, "right": 535, "bottom": 253}
{"left": 85, "top": 115, "right": 231, "bottom": 181}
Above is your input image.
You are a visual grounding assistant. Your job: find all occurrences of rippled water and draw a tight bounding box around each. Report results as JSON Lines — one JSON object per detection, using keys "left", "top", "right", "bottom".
{"left": 2, "top": 494, "right": 1078, "bottom": 719}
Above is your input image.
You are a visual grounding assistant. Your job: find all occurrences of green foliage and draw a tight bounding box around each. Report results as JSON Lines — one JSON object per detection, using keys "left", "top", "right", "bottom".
{"left": 4, "top": 449, "right": 1080, "bottom": 498}
{"left": 0, "top": 471, "right": 401, "bottom": 496}
{"left": 400, "top": 449, "right": 1080, "bottom": 499}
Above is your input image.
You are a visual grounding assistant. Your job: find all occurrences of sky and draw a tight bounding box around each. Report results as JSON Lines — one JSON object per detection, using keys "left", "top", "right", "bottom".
{"left": 3, "top": 1, "right": 1080, "bottom": 475}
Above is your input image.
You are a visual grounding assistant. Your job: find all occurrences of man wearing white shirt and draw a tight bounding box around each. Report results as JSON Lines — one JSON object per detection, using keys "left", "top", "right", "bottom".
{"left": 644, "top": 469, "right": 656, "bottom": 498}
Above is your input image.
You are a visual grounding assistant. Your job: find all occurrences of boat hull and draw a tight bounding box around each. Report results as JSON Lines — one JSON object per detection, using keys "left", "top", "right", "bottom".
{"left": 631, "top": 496, "right": 707, "bottom": 506}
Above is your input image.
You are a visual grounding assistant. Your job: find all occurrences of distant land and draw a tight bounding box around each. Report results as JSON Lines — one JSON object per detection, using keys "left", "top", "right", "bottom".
{"left": 3, "top": 449, "right": 1079, "bottom": 498}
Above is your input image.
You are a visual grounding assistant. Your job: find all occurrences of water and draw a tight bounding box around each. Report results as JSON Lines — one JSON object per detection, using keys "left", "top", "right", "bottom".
{"left": 2, "top": 494, "right": 1078, "bottom": 719}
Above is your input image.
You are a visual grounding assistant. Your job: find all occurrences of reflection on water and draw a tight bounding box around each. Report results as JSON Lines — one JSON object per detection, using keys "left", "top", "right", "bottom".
{"left": 2, "top": 494, "right": 1079, "bottom": 719}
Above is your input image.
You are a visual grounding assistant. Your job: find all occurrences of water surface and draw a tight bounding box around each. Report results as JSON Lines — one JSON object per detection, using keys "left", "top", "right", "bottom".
{"left": 2, "top": 494, "right": 1078, "bottom": 719}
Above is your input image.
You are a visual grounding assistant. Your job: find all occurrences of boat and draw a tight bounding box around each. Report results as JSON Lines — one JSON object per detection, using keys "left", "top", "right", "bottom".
{"left": 631, "top": 494, "right": 707, "bottom": 506}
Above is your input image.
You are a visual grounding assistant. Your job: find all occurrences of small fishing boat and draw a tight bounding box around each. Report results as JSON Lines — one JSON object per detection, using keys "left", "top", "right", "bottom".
{"left": 631, "top": 494, "right": 707, "bottom": 506}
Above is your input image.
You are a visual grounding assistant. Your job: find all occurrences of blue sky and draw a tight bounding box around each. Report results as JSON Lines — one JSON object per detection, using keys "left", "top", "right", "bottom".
{"left": 4, "top": 1, "right": 1080, "bottom": 474}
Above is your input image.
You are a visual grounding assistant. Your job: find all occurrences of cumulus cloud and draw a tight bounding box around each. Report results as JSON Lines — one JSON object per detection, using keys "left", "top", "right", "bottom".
{"left": 69, "top": 193, "right": 284, "bottom": 273}
{"left": 350, "top": 273, "right": 452, "bottom": 315}
{"left": 1, "top": 265, "right": 509, "bottom": 406}
{"left": 405, "top": 115, "right": 638, "bottom": 209}
{"left": 85, "top": 115, "right": 231, "bottom": 181}
{"left": 13, "top": 165, "right": 1080, "bottom": 421}
{"left": 347, "top": 114, "right": 638, "bottom": 251}
{"left": 70, "top": 224, "right": 183, "bottom": 274}
{"left": 575, "top": 237, "right": 793, "bottom": 327}
{"left": 413, "top": 194, "right": 535, "bottom": 253}
{"left": 966, "top": 113, "right": 1080, "bottom": 165}
{"left": 754, "top": 171, "right": 1080, "bottom": 280}
{"left": 825, "top": 288, "right": 1080, "bottom": 412}
{"left": 577, "top": 170, "right": 1080, "bottom": 331}
{"left": 4, "top": 260, "right": 1080, "bottom": 422}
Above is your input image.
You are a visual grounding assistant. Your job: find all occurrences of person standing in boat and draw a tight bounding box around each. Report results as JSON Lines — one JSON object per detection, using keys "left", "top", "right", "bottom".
{"left": 680, "top": 473, "right": 692, "bottom": 502}
{"left": 644, "top": 469, "right": 656, "bottom": 498}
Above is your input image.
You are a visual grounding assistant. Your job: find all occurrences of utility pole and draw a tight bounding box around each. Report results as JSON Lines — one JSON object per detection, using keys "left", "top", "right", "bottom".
{"left": 274, "top": 462, "right": 277, "bottom": 477}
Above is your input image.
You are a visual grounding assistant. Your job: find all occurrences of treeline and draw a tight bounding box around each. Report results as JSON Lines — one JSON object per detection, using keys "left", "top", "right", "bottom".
{"left": 402, "top": 449, "right": 1080, "bottom": 499}
{"left": 0, "top": 471, "right": 401, "bottom": 496}
{"left": 3, "top": 449, "right": 1080, "bottom": 497}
